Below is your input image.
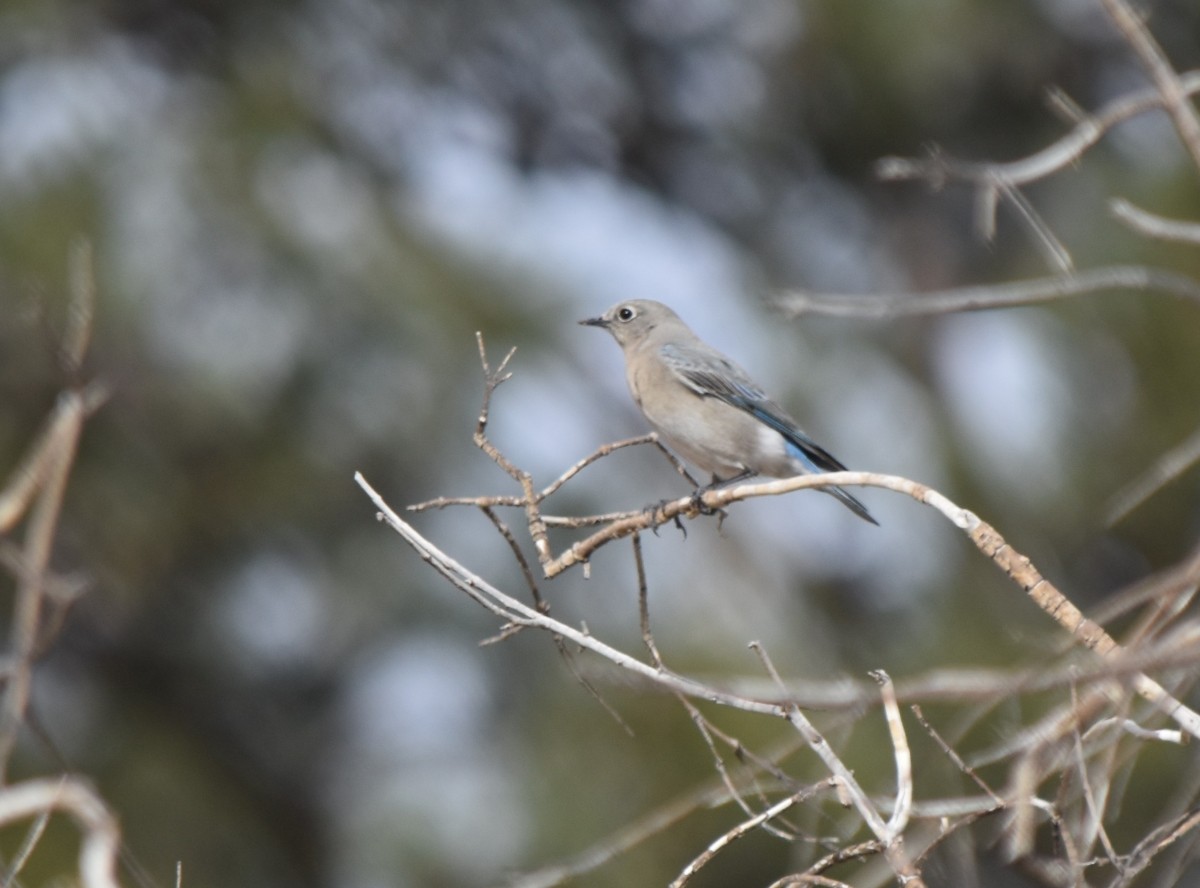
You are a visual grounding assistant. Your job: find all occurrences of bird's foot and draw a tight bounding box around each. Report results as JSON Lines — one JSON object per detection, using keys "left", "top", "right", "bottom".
{"left": 646, "top": 498, "right": 688, "bottom": 538}
{"left": 688, "top": 488, "right": 717, "bottom": 516}
{"left": 643, "top": 485, "right": 731, "bottom": 539}
{"left": 688, "top": 489, "right": 730, "bottom": 528}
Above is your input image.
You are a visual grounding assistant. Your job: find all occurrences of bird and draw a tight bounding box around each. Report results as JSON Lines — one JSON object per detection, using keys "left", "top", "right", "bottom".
{"left": 580, "top": 299, "right": 877, "bottom": 525}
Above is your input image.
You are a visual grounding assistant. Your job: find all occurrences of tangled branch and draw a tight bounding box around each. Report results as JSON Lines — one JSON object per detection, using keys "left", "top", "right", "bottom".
{"left": 0, "top": 241, "right": 121, "bottom": 885}
{"left": 358, "top": 324, "right": 1200, "bottom": 885}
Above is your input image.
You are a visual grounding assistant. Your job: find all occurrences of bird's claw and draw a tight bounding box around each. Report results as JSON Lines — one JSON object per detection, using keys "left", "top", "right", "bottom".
{"left": 689, "top": 489, "right": 716, "bottom": 516}
{"left": 643, "top": 490, "right": 726, "bottom": 540}
{"left": 645, "top": 499, "right": 684, "bottom": 538}
{"left": 644, "top": 498, "right": 689, "bottom": 538}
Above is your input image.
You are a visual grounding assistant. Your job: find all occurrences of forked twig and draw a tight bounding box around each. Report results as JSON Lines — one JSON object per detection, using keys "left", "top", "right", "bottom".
{"left": 1098, "top": 0, "right": 1200, "bottom": 173}
{"left": 0, "top": 778, "right": 121, "bottom": 888}
{"left": 746, "top": 642, "right": 919, "bottom": 881}
{"left": 0, "top": 246, "right": 107, "bottom": 785}
{"left": 671, "top": 780, "right": 834, "bottom": 888}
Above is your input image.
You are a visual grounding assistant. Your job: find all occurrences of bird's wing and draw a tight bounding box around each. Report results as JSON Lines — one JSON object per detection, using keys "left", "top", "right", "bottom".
{"left": 659, "top": 341, "right": 848, "bottom": 474}
{"left": 659, "top": 340, "right": 878, "bottom": 525}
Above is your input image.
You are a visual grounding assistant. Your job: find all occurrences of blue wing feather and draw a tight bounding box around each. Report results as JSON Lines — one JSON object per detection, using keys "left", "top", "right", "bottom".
{"left": 659, "top": 342, "right": 846, "bottom": 471}
{"left": 659, "top": 342, "right": 877, "bottom": 524}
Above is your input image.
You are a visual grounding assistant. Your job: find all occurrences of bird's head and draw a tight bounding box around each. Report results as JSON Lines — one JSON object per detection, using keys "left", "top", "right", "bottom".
{"left": 579, "top": 299, "right": 681, "bottom": 348}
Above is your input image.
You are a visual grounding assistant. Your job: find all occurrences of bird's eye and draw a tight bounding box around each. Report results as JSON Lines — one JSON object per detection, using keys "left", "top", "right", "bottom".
{"left": 617, "top": 306, "right": 636, "bottom": 322}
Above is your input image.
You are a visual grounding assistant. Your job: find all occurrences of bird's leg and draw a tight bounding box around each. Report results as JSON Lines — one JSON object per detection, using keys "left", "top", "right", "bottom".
{"left": 686, "top": 471, "right": 749, "bottom": 518}
{"left": 710, "top": 469, "right": 754, "bottom": 489}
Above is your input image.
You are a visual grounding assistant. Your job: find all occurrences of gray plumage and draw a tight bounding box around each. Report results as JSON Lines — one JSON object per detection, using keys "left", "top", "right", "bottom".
{"left": 581, "top": 299, "right": 876, "bottom": 524}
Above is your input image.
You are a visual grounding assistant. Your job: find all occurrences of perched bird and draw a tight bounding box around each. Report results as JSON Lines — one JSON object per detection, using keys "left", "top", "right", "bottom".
{"left": 581, "top": 299, "right": 877, "bottom": 524}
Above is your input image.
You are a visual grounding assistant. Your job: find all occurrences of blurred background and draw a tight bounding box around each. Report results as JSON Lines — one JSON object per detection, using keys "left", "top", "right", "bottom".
{"left": 2, "top": 0, "right": 1200, "bottom": 885}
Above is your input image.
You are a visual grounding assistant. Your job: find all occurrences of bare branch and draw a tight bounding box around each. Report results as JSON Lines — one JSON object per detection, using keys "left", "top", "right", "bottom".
{"left": 379, "top": 461, "right": 1200, "bottom": 741}
{"left": 671, "top": 783, "right": 832, "bottom": 888}
{"left": 774, "top": 265, "right": 1200, "bottom": 319}
{"left": 1098, "top": 0, "right": 1200, "bottom": 173}
{"left": 1069, "top": 682, "right": 1122, "bottom": 871}
{"left": 3, "top": 806, "right": 51, "bottom": 887}
{"left": 875, "top": 64, "right": 1200, "bottom": 258}
{"left": 470, "top": 334, "right": 553, "bottom": 564}
{"left": 0, "top": 778, "right": 121, "bottom": 888}
{"left": 1111, "top": 198, "right": 1200, "bottom": 244}
{"left": 875, "top": 72, "right": 1200, "bottom": 190}
{"left": 359, "top": 471, "right": 814, "bottom": 716}
{"left": 374, "top": 215, "right": 1200, "bottom": 885}
{"left": 0, "top": 389, "right": 87, "bottom": 784}
{"left": 871, "top": 670, "right": 912, "bottom": 842}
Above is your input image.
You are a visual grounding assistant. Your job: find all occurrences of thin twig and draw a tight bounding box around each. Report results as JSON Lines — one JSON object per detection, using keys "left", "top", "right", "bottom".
{"left": 803, "top": 840, "right": 886, "bottom": 879}
{"left": 539, "top": 435, "right": 661, "bottom": 500}
{"left": 996, "top": 180, "right": 1073, "bottom": 270}
{"left": 670, "top": 783, "right": 831, "bottom": 888}
{"left": 633, "top": 534, "right": 661, "bottom": 668}
{"left": 1069, "top": 682, "right": 1122, "bottom": 872}
{"left": 471, "top": 334, "right": 553, "bottom": 565}
{"left": 630, "top": 535, "right": 775, "bottom": 825}
{"left": 62, "top": 239, "right": 95, "bottom": 377}
{"left": 480, "top": 506, "right": 633, "bottom": 735}
{"left": 1105, "top": 422, "right": 1200, "bottom": 525}
{"left": 770, "top": 873, "right": 856, "bottom": 887}
{"left": 911, "top": 705, "right": 1003, "bottom": 807}
{"left": 1084, "top": 717, "right": 1185, "bottom": 745}
{"left": 631, "top": 533, "right": 764, "bottom": 807}
{"left": 1005, "top": 690, "right": 1110, "bottom": 860}
{"left": 0, "top": 390, "right": 86, "bottom": 784}
{"left": 505, "top": 748, "right": 805, "bottom": 888}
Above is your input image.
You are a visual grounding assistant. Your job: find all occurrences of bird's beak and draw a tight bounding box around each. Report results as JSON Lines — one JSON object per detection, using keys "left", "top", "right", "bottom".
{"left": 579, "top": 315, "right": 609, "bottom": 328}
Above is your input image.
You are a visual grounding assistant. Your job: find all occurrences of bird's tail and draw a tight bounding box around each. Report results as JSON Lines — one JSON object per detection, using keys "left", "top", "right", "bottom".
{"left": 823, "top": 485, "right": 879, "bottom": 526}
{"left": 781, "top": 437, "right": 879, "bottom": 525}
